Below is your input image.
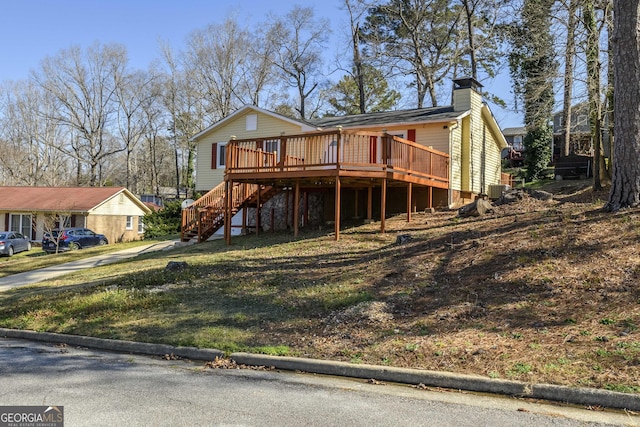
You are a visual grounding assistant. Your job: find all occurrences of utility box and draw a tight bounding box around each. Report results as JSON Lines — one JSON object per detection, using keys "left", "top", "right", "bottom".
{"left": 488, "top": 184, "right": 510, "bottom": 199}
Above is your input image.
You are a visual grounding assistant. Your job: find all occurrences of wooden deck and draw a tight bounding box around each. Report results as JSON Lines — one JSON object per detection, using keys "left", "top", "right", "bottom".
{"left": 182, "top": 130, "right": 450, "bottom": 243}
{"left": 226, "top": 130, "right": 449, "bottom": 189}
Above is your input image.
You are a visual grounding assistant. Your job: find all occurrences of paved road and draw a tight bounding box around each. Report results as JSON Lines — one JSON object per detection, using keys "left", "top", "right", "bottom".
{"left": 0, "top": 338, "right": 632, "bottom": 427}
{"left": 0, "top": 240, "right": 178, "bottom": 291}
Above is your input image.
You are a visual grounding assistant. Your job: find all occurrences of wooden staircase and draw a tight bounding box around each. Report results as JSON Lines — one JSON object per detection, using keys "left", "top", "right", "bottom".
{"left": 181, "top": 182, "right": 280, "bottom": 243}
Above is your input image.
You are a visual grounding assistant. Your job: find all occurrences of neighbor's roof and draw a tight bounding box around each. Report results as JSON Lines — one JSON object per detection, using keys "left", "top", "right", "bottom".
{"left": 0, "top": 187, "right": 150, "bottom": 213}
{"left": 502, "top": 127, "right": 526, "bottom": 136}
{"left": 309, "top": 106, "right": 464, "bottom": 130}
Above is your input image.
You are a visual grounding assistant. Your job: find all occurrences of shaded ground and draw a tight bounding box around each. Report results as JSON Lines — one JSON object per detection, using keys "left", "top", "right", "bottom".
{"left": 2, "top": 179, "right": 640, "bottom": 393}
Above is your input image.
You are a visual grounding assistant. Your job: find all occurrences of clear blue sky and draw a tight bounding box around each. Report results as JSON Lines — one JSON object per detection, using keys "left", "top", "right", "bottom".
{"left": 0, "top": 0, "right": 522, "bottom": 127}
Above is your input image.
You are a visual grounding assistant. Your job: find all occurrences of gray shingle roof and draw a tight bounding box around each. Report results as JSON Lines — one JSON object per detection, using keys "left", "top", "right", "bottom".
{"left": 308, "top": 106, "right": 461, "bottom": 129}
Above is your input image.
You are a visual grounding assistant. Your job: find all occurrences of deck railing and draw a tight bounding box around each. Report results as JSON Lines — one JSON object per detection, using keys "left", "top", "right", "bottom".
{"left": 181, "top": 181, "right": 259, "bottom": 242}
{"left": 226, "top": 130, "right": 449, "bottom": 183}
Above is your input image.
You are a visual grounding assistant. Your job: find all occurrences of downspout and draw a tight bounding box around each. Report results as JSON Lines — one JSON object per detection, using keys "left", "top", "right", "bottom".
{"left": 448, "top": 120, "right": 460, "bottom": 208}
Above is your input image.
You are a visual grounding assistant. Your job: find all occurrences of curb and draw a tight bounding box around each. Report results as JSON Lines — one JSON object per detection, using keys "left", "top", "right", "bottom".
{"left": 3, "top": 328, "right": 639, "bottom": 412}
{"left": 231, "top": 352, "right": 640, "bottom": 412}
{"left": 0, "top": 328, "right": 224, "bottom": 362}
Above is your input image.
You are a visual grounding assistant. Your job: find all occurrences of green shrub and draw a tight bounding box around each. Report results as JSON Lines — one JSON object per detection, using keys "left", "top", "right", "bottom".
{"left": 524, "top": 126, "right": 552, "bottom": 181}
{"left": 143, "top": 200, "right": 182, "bottom": 238}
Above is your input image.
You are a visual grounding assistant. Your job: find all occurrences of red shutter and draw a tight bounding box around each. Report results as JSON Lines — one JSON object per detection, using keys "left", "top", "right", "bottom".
{"left": 408, "top": 129, "right": 416, "bottom": 142}
{"left": 369, "top": 136, "right": 377, "bottom": 163}
{"left": 211, "top": 143, "right": 218, "bottom": 169}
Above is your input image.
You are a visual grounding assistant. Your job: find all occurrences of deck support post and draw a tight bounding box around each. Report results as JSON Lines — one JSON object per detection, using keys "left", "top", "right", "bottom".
{"left": 256, "top": 185, "right": 260, "bottom": 235}
{"left": 285, "top": 188, "right": 290, "bottom": 229}
{"left": 224, "top": 180, "right": 232, "bottom": 245}
{"left": 294, "top": 180, "right": 300, "bottom": 237}
{"left": 428, "top": 186, "right": 433, "bottom": 209}
{"left": 354, "top": 189, "right": 359, "bottom": 218}
{"left": 303, "top": 192, "right": 309, "bottom": 227}
{"left": 381, "top": 178, "right": 387, "bottom": 233}
{"left": 335, "top": 177, "right": 341, "bottom": 240}
{"left": 407, "top": 182, "right": 412, "bottom": 222}
{"left": 242, "top": 184, "right": 248, "bottom": 235}
{"left": 366, "top": 185, "right": 373, "bottom": 223}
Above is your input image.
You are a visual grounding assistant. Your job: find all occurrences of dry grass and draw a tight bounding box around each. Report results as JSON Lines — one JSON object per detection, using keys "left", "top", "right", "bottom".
{"left": 2, "top": 180, "right": 640, "bottom": 393}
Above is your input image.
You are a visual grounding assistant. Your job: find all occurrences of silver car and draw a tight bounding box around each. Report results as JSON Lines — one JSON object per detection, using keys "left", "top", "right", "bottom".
{"left": 0, "top": 232, "right": 32, "bottom": 256}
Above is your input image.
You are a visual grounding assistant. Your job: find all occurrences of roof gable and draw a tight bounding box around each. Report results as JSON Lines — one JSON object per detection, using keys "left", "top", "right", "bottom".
{"left": 0, "top": 187, "right": 151, "bottom": 213}
{"left": 191, "top": 105, "right": 315, "bottom": 141}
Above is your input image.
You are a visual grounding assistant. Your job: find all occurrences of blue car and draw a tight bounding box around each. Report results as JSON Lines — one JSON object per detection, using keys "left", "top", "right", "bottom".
{"left": 0, "top": 232, "right": 32, "bottom": 256}
{"left": 42, "top": 228, "right": 108, "bottom": 253}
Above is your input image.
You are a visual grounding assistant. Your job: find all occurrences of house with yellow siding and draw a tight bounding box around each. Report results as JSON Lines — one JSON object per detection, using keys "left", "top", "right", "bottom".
{"left": 0, "top": 187, "right": 151, "bottom": 244}
{"left": 186, "top": 78, "right": 507, "bottom": 243}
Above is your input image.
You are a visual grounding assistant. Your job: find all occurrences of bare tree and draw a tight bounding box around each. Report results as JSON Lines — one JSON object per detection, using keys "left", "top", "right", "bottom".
{"left": 583, "top": 0, "right": 606, "bottom": 190}
{"left": 32, "top": 43, "right": 128, "bottom": 186}
{"left": 159, "top": 41, "right": 206, "bottom": 197}
{"left": 341, "top": 0, "right": 371, "bottom": 114}
{"left": 114, "top": 70, "right": 157, "bottom": 191}
{"left": 362, "top": 0, "right": 463, "bottom": 108}
{"left": 184, "top": 18, "right": 250, "bottom": 122}
{"left": 457, "top": 0, "right": 506, "bottom": 81}
{"left": 265, "top": 6, "right": 330, "bottom": 119}
{"left": 0, "top": 80, "right": 70, "bottom": 186}
{"left": 560, "top": 0, "right": 579, "bottom": 158}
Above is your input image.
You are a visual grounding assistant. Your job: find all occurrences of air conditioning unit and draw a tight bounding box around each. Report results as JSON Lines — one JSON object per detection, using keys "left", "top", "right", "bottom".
{"left": 488, "top": 184, "right": 510, "bottom": 199}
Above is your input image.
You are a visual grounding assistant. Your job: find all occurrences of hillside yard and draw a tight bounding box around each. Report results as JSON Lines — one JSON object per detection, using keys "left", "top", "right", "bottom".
{"left": 1, "top": 180, "right": 640, "bottom": 393}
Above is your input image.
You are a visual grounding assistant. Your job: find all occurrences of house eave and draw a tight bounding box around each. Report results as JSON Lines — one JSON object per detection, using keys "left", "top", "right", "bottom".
{"left": 314, "top": 112, "right": 468, "bottom": 132}
{"left": 191, "top": 105, "right": 316, "bottom": 142}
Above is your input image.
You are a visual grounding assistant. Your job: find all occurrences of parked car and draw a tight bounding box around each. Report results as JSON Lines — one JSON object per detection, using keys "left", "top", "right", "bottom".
{"left": 42, "top": 228, "right": 108, "bottom": 253}
{"left": 0, "top": 232, "right": 32, "bottom": 256}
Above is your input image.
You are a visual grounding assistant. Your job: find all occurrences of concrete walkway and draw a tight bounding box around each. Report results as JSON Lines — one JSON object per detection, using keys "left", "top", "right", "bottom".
{"left": 0, "top": 240, "right": 178, "bottom": 291}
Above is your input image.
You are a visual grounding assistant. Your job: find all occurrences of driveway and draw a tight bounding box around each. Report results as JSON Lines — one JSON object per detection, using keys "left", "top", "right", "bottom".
{"left": 0, "top": 240, "right": 178, "bottom": 291}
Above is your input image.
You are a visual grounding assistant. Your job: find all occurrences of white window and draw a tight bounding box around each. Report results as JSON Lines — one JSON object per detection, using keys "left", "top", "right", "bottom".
{"left": 138, "top": 217, "right": 144, "bottom": 234}
{"left": 577, "top": 115, "right": 588, "bottom": 126}
{"left": 9, "top": 214, "right": 32, "bottom": 238}
{"left": 246, "top": 114, "right": 257, "bottom": 131}
{"left": 218, "top": 143, "right": 227, "bottom": 168}
{"left": 513, "top": 135, "right": 523, "bottom": 151}
{"left": 126, "top": 216, "right": 133, "bottom": 230}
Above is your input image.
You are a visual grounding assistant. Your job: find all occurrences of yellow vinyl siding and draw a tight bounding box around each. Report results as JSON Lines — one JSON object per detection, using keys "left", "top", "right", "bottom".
{"left": 449, "top": 124, "right": 463, "bottom": 192}
{"left": 195, "top": 111, "right": 305, "bottom": 191}
{"left": 460, "top": 115, "right": 471, "bottom": 192}
{"left": 91, "top": 193, "right": 148, "bottom": 216}
{"left": 414, "top": 124, "right": 450, "bottom": 153}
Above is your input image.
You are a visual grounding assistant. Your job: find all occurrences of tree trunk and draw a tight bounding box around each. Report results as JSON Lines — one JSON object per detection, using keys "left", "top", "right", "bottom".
{"left": 458, "top": 198, "right": 493, "bottom": 217}
{"left": 584, "top": 1, "right": 604, "bottom": 190}
{"left": 606, "top": 0, "right": 614, "bottom": 180}
{"left": 605, "top": 0, "right": 640, "bottom": 211}
{"left": 561, "top": 0, "right": 578, "bottom": 158}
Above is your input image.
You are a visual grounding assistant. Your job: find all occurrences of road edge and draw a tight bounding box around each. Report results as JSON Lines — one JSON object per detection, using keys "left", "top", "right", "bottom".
{"left": 2, "top": 328, "right": 639, "bottom": 412}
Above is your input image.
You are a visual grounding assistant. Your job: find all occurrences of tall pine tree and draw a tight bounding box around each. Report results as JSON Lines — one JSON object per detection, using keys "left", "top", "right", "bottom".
{"left": 605, "top": 0, "right": 640, "bottom": 210}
